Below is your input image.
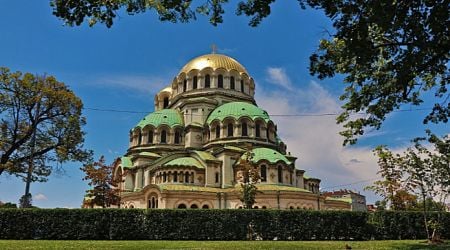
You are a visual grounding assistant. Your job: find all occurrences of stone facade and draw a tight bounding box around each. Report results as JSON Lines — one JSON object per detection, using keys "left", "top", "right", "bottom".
{"left": 112, "top": 53, "right": 350, "bottom": 210}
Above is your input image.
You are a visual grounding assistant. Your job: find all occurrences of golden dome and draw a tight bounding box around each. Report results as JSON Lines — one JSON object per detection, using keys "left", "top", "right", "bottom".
{"left": 179, "top": 54, "right": 248, "bottom": 75}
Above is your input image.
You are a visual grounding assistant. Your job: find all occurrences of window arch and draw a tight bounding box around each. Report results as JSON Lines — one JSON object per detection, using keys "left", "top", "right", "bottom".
{"left": 260, "top": 165, "right": 267, "bottom": 182}
{"left": 184, "top": 171, "right": 189, "bottom": 183}
{"left": 193, "top": 76, "right": 198, "bottom": 89}
{"left": 183, "top": 80, "right": 187, "bottom": 92}
{"left": 175, "top": 130, "right": 181, "bottom": 144}
{"left": 255, "top": 123, "right": 261, "bottom": 138}
{"left": 137, "top": 131, "right": 142, "bottom": 145}
{"left": 173, "top": 171, "right": 178, "bottom": 182}
{"left": 215, "top": 124, "right": 220, "bottom": 139}
{"left": 163, "top": 172, "right": 167, "bottom": 182}
{"left": 218, "top": 74, "right": 223, "bottom": 88}
{"left": 148, "top": 130, "right": 153, "bottom": 144}
{"left": 227, "top": 123, "right": 233, "bottom": 137}
{"left": 177, "top": 204, "right": 187, "bottom": 209}
{"left": 241, "top": 122, "right": 248, "bottom": 136}
{"left": 202, "top": 204, "right": 209, "bottom": 209}
{"left": 160, "top": 130, "right": 167, "bottom": 143}
{"left": 278, "top": 165, "right": 283, "bottom": 183}
{"left": 163, "top": 97, "right": 169, "bottom": 108}
{"left": 240, "top": 80, "right": 244, "bottom": 92}
{"left": 215, "top": 172, "right": 219, "bottom": 183}
{"left": 205, "top": 74, "right": 211, "bottom": 88}
{"left": 190, "top": 204, "right": 198, "bottom": 209}
{"left": 230, "top": 76, "right": 235, "bottom": 89}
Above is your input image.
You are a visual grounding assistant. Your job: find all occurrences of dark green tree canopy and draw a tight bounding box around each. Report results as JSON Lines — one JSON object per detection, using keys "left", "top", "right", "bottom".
{"left": 0, "top": 67, "right": 92, "bottom": 176}
{"left": 51, "top": 0, "right": 449, "bottom": 145}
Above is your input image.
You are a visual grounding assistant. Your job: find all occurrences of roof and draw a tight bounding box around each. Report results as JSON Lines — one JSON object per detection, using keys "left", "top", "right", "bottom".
{"left": 135, "top": 109, "right": 184, "bottom": 129}
{"left": 179, "top": 53, "right": 248, "bottom": 75}
{"left": 121, "top": 156, "right": 132, "bottom": 169}
{"left": 206, "top": 102, "right": 271, "bottom": 124}
{"left": 163, "top": 157, "right": 204, "bottom": 169}
{"left": 241, "top": 147, "right": 292, "bottom": 165}
{"left": 194, "top": 151, "right": 219, "bottom": 161}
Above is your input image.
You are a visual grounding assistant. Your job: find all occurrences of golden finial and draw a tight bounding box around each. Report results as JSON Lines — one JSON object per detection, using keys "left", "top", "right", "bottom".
{"left": 211, "top": 44, "right": 218, "bottom": 54}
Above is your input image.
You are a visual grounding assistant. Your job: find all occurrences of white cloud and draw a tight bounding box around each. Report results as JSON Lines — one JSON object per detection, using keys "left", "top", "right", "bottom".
{"left": 34, "top": 193, "right": 48, "bottom": 201}
{"left": 266, "top": 67, "right": 293, "bottom": 90}
{"left": 255, "top": 79, "right": 386, "bottom": 202}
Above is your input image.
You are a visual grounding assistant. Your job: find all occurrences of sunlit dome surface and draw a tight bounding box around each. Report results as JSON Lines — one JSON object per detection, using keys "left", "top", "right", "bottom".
{"left": 179, "top": 54, "right": 248, "bottom": 75}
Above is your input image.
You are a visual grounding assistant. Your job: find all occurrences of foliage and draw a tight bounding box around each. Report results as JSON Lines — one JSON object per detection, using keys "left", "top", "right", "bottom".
{"left": 1, "top": 209, "right": 450, "bottom": 241}
{"left": 368, "top": 131, "right": 450, "bottom": 242}
{"left": 19, "top": 194, "right": 32, "bottom": 209}
{"left": 80, "top": 156, "right": 120, "bottom": 208}
{"left": 0, "top": 202, "right": 17, "bottom": 209}
{"left": 0, "top": 67, "right": 92, "bottom": 178}
{"left": 237, "top": 147, "right": 260, "bottom": 209}
{"left": 308, "top": 1, "right": 449, "bottom": 145}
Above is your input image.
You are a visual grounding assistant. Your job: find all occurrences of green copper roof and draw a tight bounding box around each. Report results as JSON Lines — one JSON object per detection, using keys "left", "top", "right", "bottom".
{"left": 121, "top": 156, "right": 132, "bottom": 169}
{"left": 135, "top": 109, "right": 184, "bottom": 129}
{"left": 206, "top": 102, "right": 270, "bottom": 124}
{"left": 164, "top": 157, "right": 204, "bottom": 169}
{"left": 241, "top": 147, "right": 292, "bottom": 165}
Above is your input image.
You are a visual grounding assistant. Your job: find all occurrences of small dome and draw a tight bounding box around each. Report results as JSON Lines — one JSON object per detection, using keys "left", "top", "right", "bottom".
{"left": 206, "top": 102, "right": 270, "bottom": 124}
{"left": 179, "top": 54, "right": 248, "bottom": 75}
{"left": 241, "top": 148, "right": 292, "bottom": 165}
{"left": 135, "top": 109, "right": 183, "bottom": 129}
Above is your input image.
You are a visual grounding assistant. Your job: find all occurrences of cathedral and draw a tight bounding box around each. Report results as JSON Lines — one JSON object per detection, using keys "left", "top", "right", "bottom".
{"left": 112, "top": 52, "right": 350, "bottom": 210}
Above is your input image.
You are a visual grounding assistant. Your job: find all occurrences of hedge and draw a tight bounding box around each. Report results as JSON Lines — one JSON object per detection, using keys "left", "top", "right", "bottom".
{"left": 0, "top": 209, "right": 448, "bottom": 240}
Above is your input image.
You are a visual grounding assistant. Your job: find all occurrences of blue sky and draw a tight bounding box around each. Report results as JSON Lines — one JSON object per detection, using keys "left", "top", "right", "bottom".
{"left": 0, "top": 1, "right": 447, "bottom": 208}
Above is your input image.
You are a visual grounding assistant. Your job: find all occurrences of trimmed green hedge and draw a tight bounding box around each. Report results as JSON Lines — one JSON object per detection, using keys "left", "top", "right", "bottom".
{"left": 0, "top": 209, "right": 448, "bottom": 240}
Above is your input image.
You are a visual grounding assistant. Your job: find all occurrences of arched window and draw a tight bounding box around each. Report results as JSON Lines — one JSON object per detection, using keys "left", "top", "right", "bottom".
{"left": 278, "top": 165, "right": 283, "bottom": 183}
{"left": 148, "top": 130, "right": 153, "bottom": 144}
{"left": 215, "top": 124, "right": 220, "bottom": 139}
{"left": 163, "top": 172, "right": 167, "bottom": 182}
{"left": 163, "top": 97, "right": 169, "bottom": 108}
{"left": 190, "top": 172, "right": 195, "bottom": 183}
{"left": 148, "top": 196, "right": 158, "bottom": 209}
{"left": 193, "top": 76, "right": 198, "bottom": 89}
{"left": 241, "top": 122, "right": 248, "bottom": 136}
{"left": 255, "top": 123, "right": 261, "bottom": 138}
{"left": 260, "top": 165, "right": 267, "bottom": 182}
{"left": 185, "top": 172, "right": 189, "bottom": 183}
{"left": 218, "top": 74, "right": 223, "bottom": 88}
{"left": 215, "top": 172, "right": 219, "bottom": 183}
{"left": 160, "top": 130, "right": 167, "bottom": 143}
{"left": 190, "top": 204, "right": 198, "bottom": 209}
{"left": 177, "top": 204, "right": 187, "bottom": 209}
{"left": 227, "top": 123, "right": 233, "bottom": 137}
{"left": 205, "top": 74, "right": 210, "bottom": 88}
{"left": 173, "top": 171, "right": 178, "bottom": 182}
{"left": 240, "top": 80, "right": 244, "bottom": 92}
{"left": 137, "top": 131, "right": 142, "bottom": 145}
{"left": 175, "top": 130, "right": 181, "bottom": 144}
{"left": 230, "top": 76, "right": 235, "bottom": 89}
{"left": 202, "top": 205, "right": 209, "bottom": 209}
{"left": 183, "top": 80, "right": 187, "bottom": 92}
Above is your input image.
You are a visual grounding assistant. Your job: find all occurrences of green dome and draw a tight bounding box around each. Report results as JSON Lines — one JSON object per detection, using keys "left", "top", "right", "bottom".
{"left": 206, "top": 102, "right": 270, "bottom": 124}
{"left": 135, "top": 109, "right": 184, "bottom": 129}
{"left": 241, "top": 147, "right": 292, "bottom": 165}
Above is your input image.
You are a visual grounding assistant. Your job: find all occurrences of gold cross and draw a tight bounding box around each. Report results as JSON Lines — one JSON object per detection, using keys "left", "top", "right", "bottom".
{"left": 211, "top": 44, "right": 217, "bottom": 54}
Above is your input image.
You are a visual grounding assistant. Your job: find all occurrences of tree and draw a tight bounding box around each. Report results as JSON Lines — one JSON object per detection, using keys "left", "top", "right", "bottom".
{"left": 0, "top": 67, "right": 92, "bottom": 207}
{"left": 368, "top": 131, "right": 450, "bottom": 242}
{"left": 81, "top": 156, "right": 120, "bottom": 208}
{"left": 236, "top": 147, "right": 260, "bottom": 209}
{"left": 51, "top": 1, "right": 448, "bottom": 145}
{"left": 0, "top": 202, "right": 17, "bottom": 208}
{"left": 0, "top": 67, "right": 91, "bottom": 176}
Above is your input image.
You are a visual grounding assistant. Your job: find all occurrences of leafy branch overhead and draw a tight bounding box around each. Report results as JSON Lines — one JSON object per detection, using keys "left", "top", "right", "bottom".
{"left": 51, "top": 0, "right": 449, "bottom": 145}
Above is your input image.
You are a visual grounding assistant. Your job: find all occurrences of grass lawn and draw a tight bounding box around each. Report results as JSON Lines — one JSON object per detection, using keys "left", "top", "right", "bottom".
{"left": 0, "top": 240, "right": 448, "bottom": 250}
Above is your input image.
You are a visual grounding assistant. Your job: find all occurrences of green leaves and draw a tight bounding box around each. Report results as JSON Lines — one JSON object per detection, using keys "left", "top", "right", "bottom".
{"left": 0, "top": 67, "right": 92, "bottom": 179}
